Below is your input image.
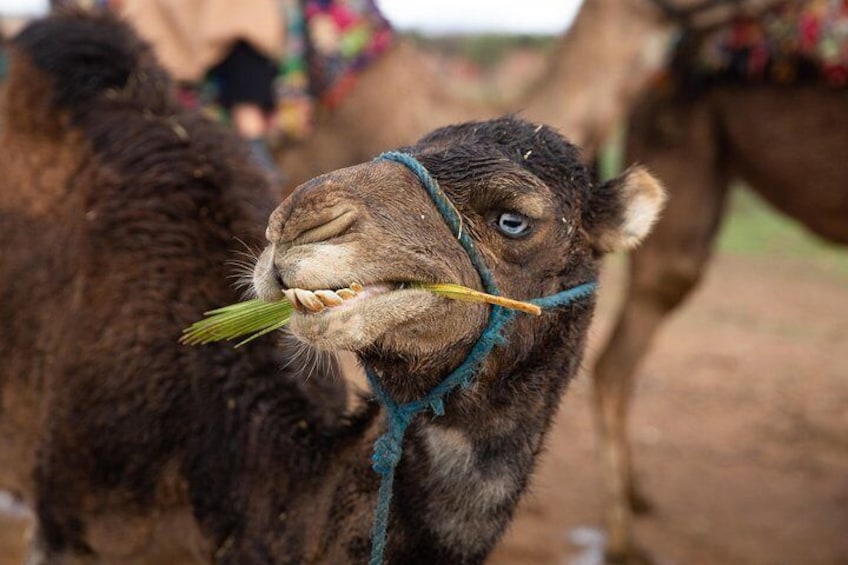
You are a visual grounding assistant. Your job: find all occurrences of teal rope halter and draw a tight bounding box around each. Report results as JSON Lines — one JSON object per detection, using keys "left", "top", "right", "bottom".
{"left": 367, "top": 151, "right": 597, "bottom": 564}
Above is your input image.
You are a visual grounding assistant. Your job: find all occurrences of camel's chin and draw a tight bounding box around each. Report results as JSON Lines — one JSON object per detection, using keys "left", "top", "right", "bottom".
{"left": 288, "top": 287, "right": 444, "bottom": 352}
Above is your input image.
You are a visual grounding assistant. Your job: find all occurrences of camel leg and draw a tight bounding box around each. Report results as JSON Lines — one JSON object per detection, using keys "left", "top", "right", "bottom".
{"left": 593, "top": 95, "right": 729, "bottom": 562}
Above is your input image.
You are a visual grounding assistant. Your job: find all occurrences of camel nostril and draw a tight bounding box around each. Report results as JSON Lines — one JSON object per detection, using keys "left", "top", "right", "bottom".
{"left": 288, "top": 207, "right": 357, "bottom": 246}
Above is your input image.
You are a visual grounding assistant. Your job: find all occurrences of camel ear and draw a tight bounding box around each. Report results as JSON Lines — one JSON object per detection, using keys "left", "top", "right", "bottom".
{"left": 586, "top": 166, "right": 666, "bottom": 253}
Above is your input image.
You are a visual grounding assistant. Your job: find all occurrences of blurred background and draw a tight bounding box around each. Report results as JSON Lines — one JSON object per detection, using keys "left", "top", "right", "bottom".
{"left": 0, "top": 1, "right": 846, "bottom": 564}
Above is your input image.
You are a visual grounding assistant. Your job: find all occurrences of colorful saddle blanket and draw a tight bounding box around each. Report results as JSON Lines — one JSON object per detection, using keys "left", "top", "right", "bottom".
{"left": 674, "top": 0, "right": 848, "bottom": 88}
{"left": 275, "top": 0, "right": 393, "bottom": 139}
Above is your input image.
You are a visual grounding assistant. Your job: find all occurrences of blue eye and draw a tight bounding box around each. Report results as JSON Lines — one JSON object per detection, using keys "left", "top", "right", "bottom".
{"left": 496, "top": 212, "right": 532, "bottom": 238}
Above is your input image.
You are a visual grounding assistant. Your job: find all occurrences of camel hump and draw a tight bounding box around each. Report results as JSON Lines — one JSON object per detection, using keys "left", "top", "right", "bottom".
{"left": 7, "top": 9, "right": 172, "bottom": 135}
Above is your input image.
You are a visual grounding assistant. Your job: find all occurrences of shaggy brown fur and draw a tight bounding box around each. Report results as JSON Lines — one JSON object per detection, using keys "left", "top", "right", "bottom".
{"left": 0, "top": 11, "right": 664, "bottom": 565}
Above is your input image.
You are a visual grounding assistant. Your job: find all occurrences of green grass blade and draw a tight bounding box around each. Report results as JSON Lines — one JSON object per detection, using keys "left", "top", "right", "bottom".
{"left": 234, "top": 315, "right": 293, "bottom": 348}
{"left": 180, "top": 299, "right": 293, "bottom": 345}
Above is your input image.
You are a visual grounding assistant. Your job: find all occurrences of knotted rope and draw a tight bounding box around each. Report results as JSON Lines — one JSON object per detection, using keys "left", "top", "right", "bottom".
{"left": 367, "top": 151, "right": 597, "bottom": 564}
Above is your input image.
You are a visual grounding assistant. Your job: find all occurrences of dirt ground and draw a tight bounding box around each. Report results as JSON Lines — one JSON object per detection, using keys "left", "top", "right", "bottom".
{"left": 1, "top": 252, "right": 846, "bottom": 564}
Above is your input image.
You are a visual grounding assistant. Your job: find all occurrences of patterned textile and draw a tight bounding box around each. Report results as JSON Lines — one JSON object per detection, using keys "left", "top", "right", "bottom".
{"left": 3, "top": 1, "right": 392, "bottom": 140}
{"left": 179, "top": 0, "right": 392, "bottom": 140}
{"left": 172, "top": 0, "right": 391, "bottom": 139}
{"left": 275, "top": 0, "right": 393, "bottom": 139}
{"left": 674, "top": 0, "right": 848, "bottom": 88}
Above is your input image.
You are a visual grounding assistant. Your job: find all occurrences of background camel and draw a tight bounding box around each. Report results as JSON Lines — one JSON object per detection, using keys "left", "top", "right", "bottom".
{"left": 0, "top": 11, "right": 664, "bottom": 563}
{"left": 275, "top": 0, "right": 672, "bottom": 190}
{"left": 251, "top": 1, "right": 845, "bottom": 560}
{"left": 274, "top": 0, "right": 745, "bottom": 191}
{"left": 531, "top": 0, "right": 848, "bottom": 561}
{"left": 286, "top": 2, "right": 839, "bottom": 560}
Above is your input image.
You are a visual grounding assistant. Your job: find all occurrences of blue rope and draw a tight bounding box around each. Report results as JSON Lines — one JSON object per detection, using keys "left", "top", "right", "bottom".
{"left": 379, "top": 151, "right": 499, "bottom": 295}
{"left": 366, "top": 152, "right": 597, "bottom": 565}
{"left": 529, "top": 281, "right": 598, "bottom": 310}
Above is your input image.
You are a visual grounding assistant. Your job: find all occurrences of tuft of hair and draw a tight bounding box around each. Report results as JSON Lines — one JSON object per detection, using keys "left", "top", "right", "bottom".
{"left": 9, "top": 9, "right": 171, "bottom": 129}
{"left": 4, "top": 8, "right": 273, "bottom": 244}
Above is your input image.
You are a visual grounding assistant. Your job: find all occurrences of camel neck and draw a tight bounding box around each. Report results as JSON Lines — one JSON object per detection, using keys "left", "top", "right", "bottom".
{"left": 522, "top": 0, "right": 672, "bottom": 152}
{"left": 365, "top": 282, "right": 595, "bottom": 564}
{"left": 374, "top": 301, "right": 595, "bottom": 563}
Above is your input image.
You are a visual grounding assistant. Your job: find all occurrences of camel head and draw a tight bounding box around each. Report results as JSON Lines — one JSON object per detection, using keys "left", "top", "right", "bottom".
{"left": 254, "top": 117, "right": 665, "bottom": 399}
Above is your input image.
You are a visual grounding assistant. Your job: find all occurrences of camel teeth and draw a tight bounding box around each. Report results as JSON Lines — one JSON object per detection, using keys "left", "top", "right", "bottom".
{"left": 350, "top": 282, "right": 363, "bottom": 292}
{"left": 336, "top": 288, "right": 356, "bottom": 300}
{"left": 283, "top": 289, "right": 299, "bottom": 309}
{"left": 294, "top": 288, "right": 324, "bottom": 313}
{"left": 314, "top": 290, "right": 344, "bottom": 307}
{"left": 285, "top": 287, "right": 354, "bottom": 310}
{"left": 286, "top": 290, "right": 307, "bottom": 313}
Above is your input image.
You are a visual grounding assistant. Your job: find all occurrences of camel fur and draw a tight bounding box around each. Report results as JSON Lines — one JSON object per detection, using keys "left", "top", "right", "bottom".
{"left": 0, "top": 11, "right": 664, "bottom": 564}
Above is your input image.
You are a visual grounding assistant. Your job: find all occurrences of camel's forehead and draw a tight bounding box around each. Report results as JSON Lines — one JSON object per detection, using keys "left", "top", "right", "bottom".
{"left": 411, "top": 120, "right": 592, "bottom": 200}
{"left": 414, "top": 150, "right": 584, "bottom": 214}
{"left": 341, "top": 153, "right": 557, "bottom": 205}
{"left": 289, "top": 120, "right": 591, "bottom": 218}
{"left": 294, "top": 155, "right": 570, "bottom": 227}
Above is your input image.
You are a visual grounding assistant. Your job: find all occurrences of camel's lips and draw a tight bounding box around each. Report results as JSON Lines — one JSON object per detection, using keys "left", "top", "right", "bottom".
{"left": 282, "top": 282, "right": 424, "bottom": 315}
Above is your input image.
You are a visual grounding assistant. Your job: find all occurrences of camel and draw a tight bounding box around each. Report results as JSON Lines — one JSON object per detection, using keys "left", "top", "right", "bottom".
{"left": 520, "top": 0, "right": 676, "bottom": 153}
{"left": 274, "top": 0, "right": 674, "bottom": 190}
{"left": 0, "top": 11, "right": 666, "bottom": 564}
{"left": 274, "top": 0, "right": 690, "bottom": 189}
{"left": 526, "top": 0, "right": 848, "bottom": 561}
{"left": 521, "top": 0, "right": 783, "bottom": 151}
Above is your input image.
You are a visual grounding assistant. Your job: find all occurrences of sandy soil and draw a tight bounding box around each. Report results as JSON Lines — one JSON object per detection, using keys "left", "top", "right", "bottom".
{"left": 1, "top": 253, "right": 846, "bottom": 564}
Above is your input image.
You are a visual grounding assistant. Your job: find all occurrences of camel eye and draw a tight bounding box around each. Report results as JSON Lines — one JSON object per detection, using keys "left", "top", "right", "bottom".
{"left": 496, "top": 212, "right": 532, "bottom": 238}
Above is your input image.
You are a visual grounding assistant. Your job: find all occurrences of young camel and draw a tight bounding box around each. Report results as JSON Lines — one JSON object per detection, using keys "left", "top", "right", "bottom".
{"left": 0, "top": 11, "right": 666, "bottom": 564}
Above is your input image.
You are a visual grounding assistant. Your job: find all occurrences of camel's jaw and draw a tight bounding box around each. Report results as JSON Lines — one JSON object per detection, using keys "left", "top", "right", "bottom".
{"left": 252, "top": 244, "right": 486, "bottom": 355}
{"left": 286, "top": 284, "right": 442, "bottom": 353}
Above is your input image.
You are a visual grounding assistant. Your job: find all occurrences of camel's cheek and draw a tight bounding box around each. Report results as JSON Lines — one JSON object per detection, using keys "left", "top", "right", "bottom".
{"left": 289, "top": 291, "right": 438, "bottom": 353}
{"left": 289, "top": 307, "right": 371, "bottom": 351}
